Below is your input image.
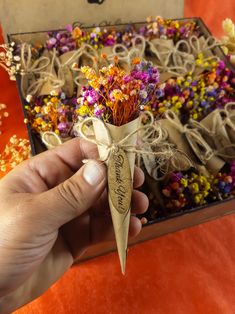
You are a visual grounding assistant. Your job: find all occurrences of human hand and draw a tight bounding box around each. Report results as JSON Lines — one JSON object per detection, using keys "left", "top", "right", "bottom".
{"left": 0, "top": 138, "right": 148, "bottom": 313}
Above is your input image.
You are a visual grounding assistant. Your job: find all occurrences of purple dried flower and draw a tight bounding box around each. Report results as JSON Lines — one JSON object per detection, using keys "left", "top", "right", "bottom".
{"left": 61, "top": 46, "right": 70, "bottom": 53}
{"left": 58, "top": 122, "right": 71, "bottom": 136}
{"left": 66, "top": 24, "right": 73, "bottom": 33}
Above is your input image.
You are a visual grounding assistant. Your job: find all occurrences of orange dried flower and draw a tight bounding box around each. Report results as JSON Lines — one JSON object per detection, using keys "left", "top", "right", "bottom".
{"left": 101, "top": 53, "right": 107, "bottom": 59}
{"left": 132, "top": 57, "right": 141, "bottom": 65}
{"left": 72, "top": 27, "right": 83, "bottom": 39}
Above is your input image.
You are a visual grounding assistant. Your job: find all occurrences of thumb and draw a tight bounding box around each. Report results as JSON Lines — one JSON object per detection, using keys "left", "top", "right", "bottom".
{"left": 30, "top": 160, "right": 106, "bottom": 229}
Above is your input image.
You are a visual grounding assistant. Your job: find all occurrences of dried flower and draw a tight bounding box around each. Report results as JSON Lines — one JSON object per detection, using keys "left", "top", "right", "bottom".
{"left": 0, "top": 135, "right": 31, "bottom": 173}
{"left": 0, "top": 42, "right": 21, "bottom": 80}
{"left": 222, "top": 18, "right": 235, "bottom": 38}
{"left": 25, "top": 93, "right": 76, "bottom": 137}
{"left": 77, "top": 61, "right": 160, "bottom": 126}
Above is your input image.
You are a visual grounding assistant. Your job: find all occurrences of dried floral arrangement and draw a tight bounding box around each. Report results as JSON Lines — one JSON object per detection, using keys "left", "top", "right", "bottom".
{"left": 2, "top": 16, "right": 235, "bottom": 272}
{"left": 2, "top": 16, "right": 234, "bottom": 210}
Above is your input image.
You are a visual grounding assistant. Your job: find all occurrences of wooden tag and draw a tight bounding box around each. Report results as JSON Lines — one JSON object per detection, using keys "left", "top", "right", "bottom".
{"left": 108, "top": 147, "right": 132, "bottom": 215}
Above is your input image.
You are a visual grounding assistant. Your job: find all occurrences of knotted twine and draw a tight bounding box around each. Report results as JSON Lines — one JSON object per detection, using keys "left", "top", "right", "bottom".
{"left": 25, "top": 48, "right": 66, "bottom": 96}
{"left": 20, "top": 43, "right": 51, "bottom": 97}
{"left": 76, "top": 116, "right": 162, "bottom": 161}
{"left": 147, "top": 38, "right": 195, "bottom": 78}
{"left": 41, "top": 131, "right": 72, "bottom": 150}
{"left": 164, "top": 110, "right": 235, "bottom": 173}
{"left": 20, "top": 43, "right": 98, "bottom": 97}
{"left": 39, "top": 109, "right": 193, "bottom": 180}
{"left": 189, "top": 104, "right": 235, "bottom": 159}
{"left": 75, "top": 113, "right": 192, "bottom": 180}
{"left": 189, "top": 35, "right": 220, "bottom": 57}
{"left": 147, "top": 35, "right": 220, "bottom": 79}
{"left": 106, "top": 35, "right": 147, "bottom": 71}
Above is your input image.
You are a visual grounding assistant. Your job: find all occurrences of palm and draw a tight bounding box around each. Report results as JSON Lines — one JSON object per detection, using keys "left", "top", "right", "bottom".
{"left": 0, "top": 138, "right": 147, "bottom": 303}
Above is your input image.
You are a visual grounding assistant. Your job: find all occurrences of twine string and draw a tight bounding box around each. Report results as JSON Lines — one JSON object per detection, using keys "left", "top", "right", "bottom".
{"left": 189, "top": 35, "right": 220, "bottom": 56}
{"left": 20, "top": 43, "right": 51, "bottom": 96}
{"left": 107, "top": 35, "right": 147, "bottom": 69}
{"left": 164, "top": 109, "right": 235, "bottom": 163}
{"left": 77, "top": 116, "right": 164, "bottom": 162}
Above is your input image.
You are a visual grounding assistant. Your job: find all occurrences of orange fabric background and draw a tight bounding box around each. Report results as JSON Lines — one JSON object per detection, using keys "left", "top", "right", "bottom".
{"left": 0, "top": 1, "right": 235, "bottom": 313}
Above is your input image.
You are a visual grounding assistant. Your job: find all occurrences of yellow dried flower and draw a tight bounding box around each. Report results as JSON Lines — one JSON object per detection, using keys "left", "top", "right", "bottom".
{"left": 110, "top": 89, "right": 125, "bottom": 102}
{"left": 222, "top": 18, "right": 235, "bottom": 38}
{"left": 76, "top": 105, "right": 90, "bottom": 116}
{"left": 81, "top": 66, "right": 97, "bottom": 80}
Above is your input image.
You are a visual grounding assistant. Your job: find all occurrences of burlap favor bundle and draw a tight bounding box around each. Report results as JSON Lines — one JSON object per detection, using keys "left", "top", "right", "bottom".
{"left": 148, "top": 38, "right": 197, "bottom": 82}
{"left": 157, "top": 110, "right": 227, "bottom": 174}
{"left": 20, "top": 43, "right": 51, "bottom": 97}
{"left": 188, "top": 105, "right": 235, "bottom": 164}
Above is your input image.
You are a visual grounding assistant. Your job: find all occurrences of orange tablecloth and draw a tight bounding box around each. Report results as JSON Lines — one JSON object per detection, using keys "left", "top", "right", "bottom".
{"left": 0, "top": 1, "right": 235, "bottom": 313}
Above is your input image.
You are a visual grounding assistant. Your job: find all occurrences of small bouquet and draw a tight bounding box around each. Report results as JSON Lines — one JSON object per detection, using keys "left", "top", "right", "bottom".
{"left": 77, "top": 59, "right": 160, "bottom": 273}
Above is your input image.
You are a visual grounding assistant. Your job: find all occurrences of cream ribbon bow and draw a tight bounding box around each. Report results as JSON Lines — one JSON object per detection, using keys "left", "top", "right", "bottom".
{"left": 76, "top": 116, "right": 163, "bottom": 162}
{"left": 74, "top": 113, "right": 193, "bottom": 180}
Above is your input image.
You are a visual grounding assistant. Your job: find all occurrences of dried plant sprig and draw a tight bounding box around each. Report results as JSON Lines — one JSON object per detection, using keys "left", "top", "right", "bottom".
{"left": 0, "top": 135, "right": 31, "bottom": 173}
{"left": 0, "top": 42, "right": 21, "bottom": 80}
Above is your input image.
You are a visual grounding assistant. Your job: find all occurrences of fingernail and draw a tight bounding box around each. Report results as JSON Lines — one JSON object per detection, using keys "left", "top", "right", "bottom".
{"left": 83, "top": 161, "right": 105, "bottom": 186}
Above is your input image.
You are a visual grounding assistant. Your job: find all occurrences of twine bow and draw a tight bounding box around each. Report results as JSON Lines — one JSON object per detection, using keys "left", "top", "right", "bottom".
{"left": 24, "top": 44, "right": 99, "bottom": 97}
{"left": 76, "top": 114, "right": 192, "bottom": 180}
{"left": 189, "top": 35, "right": 220, "bottom": 56}
{"left": 165, "top": 108, "right": 235, "bottom": 163}
{"left": 136, "top": 111, "right": 192, "bottom": 179}
{"left": 164, "top": 110, "right": 220, "bottom": 164}
{"left": 107, "top": 35, "right": 147, "bottom": 70}
{"left": 147, "top": 35, "right": 220, "bottom": 78}
{"left": 147, "top": 38, "right": 195, "bottom": 76}
{"left": 25, "top": 48, "right": 65, "bottom": 96}
{"left": 190, "top": 105, "right": 235, "bottom": 151}
{"left": 20, "top": 43, "right": 51, "bottom": 97}
{"left": 165, "top": 110, "right": 230, "bottom": 165}
{"left": 77, "top": 116, "right": 163, "bottom": 162}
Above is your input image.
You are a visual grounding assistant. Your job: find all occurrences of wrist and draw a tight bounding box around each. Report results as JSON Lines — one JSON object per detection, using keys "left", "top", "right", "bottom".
{"left": 0, "top": 235, "right": 73, "bottom": 313}
{"left": 0, "top": 291, "right": 24, "bottom": 314}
